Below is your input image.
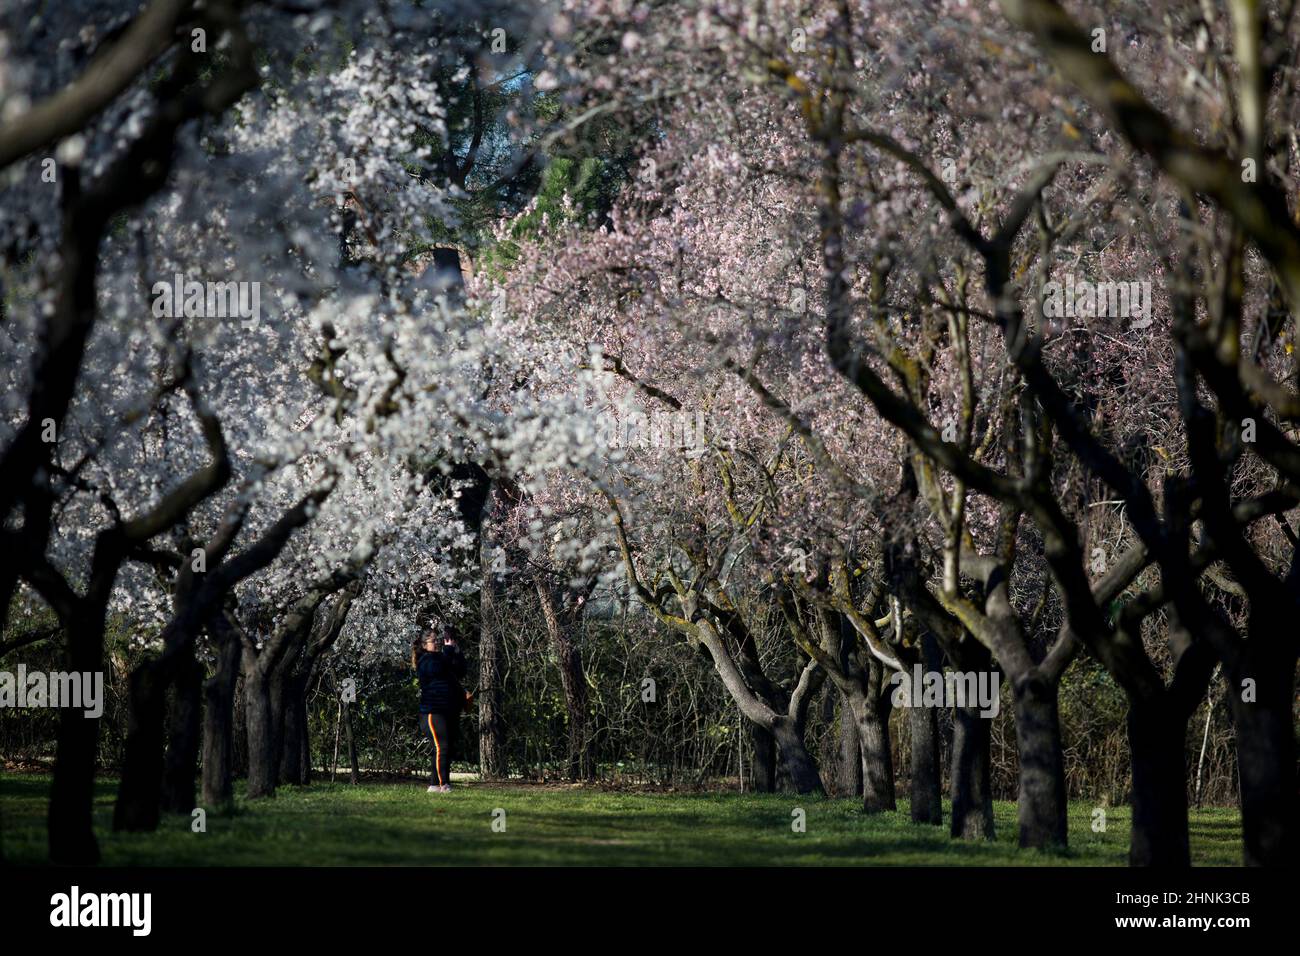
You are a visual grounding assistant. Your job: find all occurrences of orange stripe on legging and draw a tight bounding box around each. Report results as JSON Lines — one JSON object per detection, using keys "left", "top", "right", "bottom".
{"left": 428, "top": 713, "right": 444, "bottom": 786}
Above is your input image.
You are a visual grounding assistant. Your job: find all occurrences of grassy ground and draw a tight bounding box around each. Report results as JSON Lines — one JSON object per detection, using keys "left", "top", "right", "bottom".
{"left": 0, "top": 771, "right": 1244, "bottom": 866}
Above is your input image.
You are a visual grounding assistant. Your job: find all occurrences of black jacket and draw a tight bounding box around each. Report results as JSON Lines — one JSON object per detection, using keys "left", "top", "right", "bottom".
{"left": 417, "top": 645, "right": 467, "bottom": 715}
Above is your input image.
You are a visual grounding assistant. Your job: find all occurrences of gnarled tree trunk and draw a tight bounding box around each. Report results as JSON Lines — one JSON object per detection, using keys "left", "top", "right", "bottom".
{"left": 909, "top": 703, "right": 942, "bottom": 825}
{"left": 771, "top": 715, "right": 824, "bottom": 794}
{"left": 243, "top": 658, "right": 276, "bottom": 799}
{"left": 279, "top": 670, "right": 311, "bottom": 786}
{"left": 201, "top": 616, "right": 242, "bottom": 810}
{"left": 855, "top": 658, "right": 896, "bottom": 813}
{"left": 908, "top": 633, "right": 943, "bottom": 825}
{"left": 1227, "top": 642, "right": 1298, "bottom": 866}
{"left": 1127, "top": 701, "right": 1191, "bottom": 866}
{"left": 48, "top": 600, "right": 111, "bottom": 864}
{"left": 1012, "top": 673, "right": 1068, "bottom": 850}
{"left": 951, "top": 700, "right": 995, "bottom": 840}
{"left": 838, "top": 690, "right": 863, "bottom": 797}
{"left": 749, "top": 722, "right": 777, "bottom": 792}
{"left": 113, "top": 656, "right": 172, "bottom": 832}
{"left": 161, "top": 650, "right": 203, "bottom": 814}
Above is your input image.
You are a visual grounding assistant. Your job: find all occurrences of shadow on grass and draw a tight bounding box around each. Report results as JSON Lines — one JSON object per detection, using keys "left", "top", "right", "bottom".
{"left": 0, "top": 772, "right": 1243, "bottom": 867}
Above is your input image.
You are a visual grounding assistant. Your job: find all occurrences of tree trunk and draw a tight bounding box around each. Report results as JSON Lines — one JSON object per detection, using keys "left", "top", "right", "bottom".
{"left": 299, "top": 694, "right": 312, "bottom": 785}
{"left": 855, "top": 660, "right": 896, "bottom": 813}
{"left": 342, "top": 697, "right": 360, "bottom": 785}
{"left": 771, "top": 715, "right": 824, "bottom": 794}
{"left": 478, "top": 553, "right": 507, "bottom": 780}
{"left": 201, "top": 626, "right": 241, "bottom": 810}
{"left": 690, "top": 617, "right": 822, "bottom": 794}
{"left": 536, "top": 582, "right": 596, "bottom": 781}
{"left": 233, "top": 675, "right": 249, "bottom": 778}
{"left": 748, "top": 721, "right": 776, "bottom": 792}
{"left": 857, "top": 706, "right": 895, "bottom": 812}
{"left": 1012, "top": 673, "right": 1068, "bottom": 850}
{"left": 909, "top": 702, "right": 942, "bottom": 825}
{"left": 160, "top": 651, "right": 203, "bottom": 815}
{"left": 244, "top": 664, "right": 276, "bottom": 799}
{"left": 112, "top": 658, "right": 169, "bottom": 832}
{"left": 950, "top": 701, "right": 995, "bottom": 839}
{"left": 115, "top": 612, "right": 210, "bottom": 832}
{"left": 1127, "top": 701, "right": 1191, "bottom": 866}
{"left": 48, "top": 604, "right": 109, "bottom": 864}
{"left": 264, "top": 661, "right": 290, "bottom": 791}
{"left": 279, "top": 671, "right": 310, "bottom": 786}
{"left": 558, "top": 649, "right": 593, "bottom": 781}
{"left": 908, "top": 633, "right": 942, "bottom": 825}
{"left": 838, "top": 691, "right": 863, "bottom": 797}
{"left": 1227, "top": 649, "right": 1298, "bottom": 866}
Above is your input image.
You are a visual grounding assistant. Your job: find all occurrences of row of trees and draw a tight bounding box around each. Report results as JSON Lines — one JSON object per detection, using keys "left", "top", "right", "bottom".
{"left": 479, "top": 0, "right": 1298, "bottom": 866}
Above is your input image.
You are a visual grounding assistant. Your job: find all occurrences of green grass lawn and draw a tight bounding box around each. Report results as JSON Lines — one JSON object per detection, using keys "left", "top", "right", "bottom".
{"left": 0, "top": 772, "right": 1245, "bottom": 866}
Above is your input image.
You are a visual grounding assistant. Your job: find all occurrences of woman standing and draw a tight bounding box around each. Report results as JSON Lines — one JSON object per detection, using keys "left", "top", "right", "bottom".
{"left": 413, "top": 627, "right": 467, "bottom": 792}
